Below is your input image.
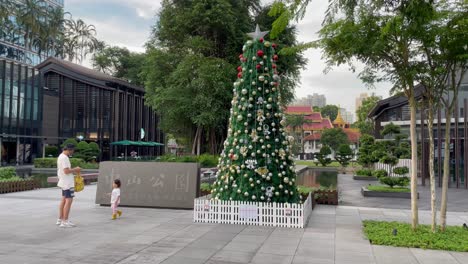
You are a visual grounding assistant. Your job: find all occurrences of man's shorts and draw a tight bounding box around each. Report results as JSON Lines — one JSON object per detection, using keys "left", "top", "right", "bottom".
{"left": 62, "top": 188, "right": 75, "bottom": 198}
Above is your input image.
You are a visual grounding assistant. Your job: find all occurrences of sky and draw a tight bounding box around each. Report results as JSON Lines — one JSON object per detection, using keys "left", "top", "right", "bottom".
{"left": 66, "top": 0, "right": 393, "bottom": 116}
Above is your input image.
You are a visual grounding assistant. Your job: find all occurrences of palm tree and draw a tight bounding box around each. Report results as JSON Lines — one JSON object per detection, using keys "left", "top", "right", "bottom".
{"left": 285, "top": 114, "right": 311, "bottom": 154}
{"left": 16, "top": 0, "right": 46, "bottom": 52}
{"left": 64, "top": 18, "right": 98, "bottom": 64}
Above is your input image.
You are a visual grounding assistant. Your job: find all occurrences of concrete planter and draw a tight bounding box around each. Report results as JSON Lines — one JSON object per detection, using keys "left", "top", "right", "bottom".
{"left": 361, "top": 187, "right": 419, "bottom": 199}
{"left": 353, "top": 175, "right": 378, "bottom": 181}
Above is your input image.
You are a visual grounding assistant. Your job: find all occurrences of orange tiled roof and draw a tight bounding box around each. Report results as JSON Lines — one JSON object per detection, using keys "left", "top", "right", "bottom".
{"left": 285, "top": 106, "right": 313, "bottom": 115}
{"left": 303, "top": 128, "right": 361, "bottom": 143}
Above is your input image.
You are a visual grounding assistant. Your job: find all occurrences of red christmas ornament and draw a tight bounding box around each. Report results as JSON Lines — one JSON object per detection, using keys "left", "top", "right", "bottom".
{"left": 256, "top": 64, "right": 261, "bottom": 70}
{"left": 273, "top": 54, "right": 279, "bottom": 61}
{"left": 229, "top": 153, "right": 235, "bottom": 160}
{"left": 237, "top": 72, "right": 243, "bottom": 78}
{"left": 259, "top": 38, "right": 264, "bottom": 43}
{"left": 237, "top": 66, "right": 242, "bottom": 72}
{"left": 272, "top": 64, "right": 277, "bottom": 69}
{"left": 272, "top": 43, "right": 278, "bottom": 49}
{"left": 257, "top": 50, "right": 264, "bottom": 57}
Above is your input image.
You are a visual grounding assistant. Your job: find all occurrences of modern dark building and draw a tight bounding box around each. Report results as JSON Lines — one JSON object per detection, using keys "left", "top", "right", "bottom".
{"left": 0, "top": 57, "right": 163, "bottom": 164}
{"left": 0, "top": 0, "right": 65, "bottom": 66}
{"left": 369, "top": 79, "right": 468, "bottom": 189}
{"left": 37, "top": 57, "right": 164, "bottom": 161}
{"left": 0, "top": 59, "right": 43, "bottom": 164}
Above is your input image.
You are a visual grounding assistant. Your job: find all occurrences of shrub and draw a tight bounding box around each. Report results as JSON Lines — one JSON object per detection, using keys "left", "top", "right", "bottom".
{"left": 335, "top": 144, "right": 353, "bottom": 167}
{"left": 316, "top": 145, "right": 332, "bottom": 166}
{"left": 88, "top": 142, "right": 100, "bottom": 161}
{"left": 200, "top": 183, "right": 212, "bottom": 192}
{"left": 45, "top": 146, "right": 59, "bottom": 157}
{"left": 0, "top": 176, "right": 22, "bottom": 182}
{"left": 34, "top": 158, "right": 86, "bottom": 168}
{"left": 372, "top": 169, "right": 388, "bottom": 178}
{"left": 379, "top": 176, "right": 410, "bottom": 188}
{"left": 379, "top": 154, "right": 399, "bottom": 166}
{"left": 197, "top": 154, "right": 219, "bottom": 168}
{"left": 356, "top": 169, "right": 373, "bottom": 177}
{"left": 393, "top": 166, "right": 409, "bottom": 175}
{"left": 0, "top": 167, "right": 16, "bottom": 179}
{"left": 61, "top": 138, "right": 78, "bottom": 148}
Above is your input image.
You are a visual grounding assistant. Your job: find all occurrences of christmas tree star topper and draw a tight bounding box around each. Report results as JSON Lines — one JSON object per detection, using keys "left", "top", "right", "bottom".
{"left": 247, "top": 24, "right": 269, "bottom": 40}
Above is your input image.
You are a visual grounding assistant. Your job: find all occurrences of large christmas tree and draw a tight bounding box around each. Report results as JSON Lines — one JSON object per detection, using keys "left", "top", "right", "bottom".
{"left": 211, "top": 25, "right": 299, "bottom": 203}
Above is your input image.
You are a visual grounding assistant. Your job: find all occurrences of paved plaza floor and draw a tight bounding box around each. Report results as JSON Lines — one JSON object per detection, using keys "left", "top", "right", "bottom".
{"left": 1, "top": 185, "right": 468, "bottom": 264}
{"left": 338, "top": 174, "right": 468, "bottom": 212}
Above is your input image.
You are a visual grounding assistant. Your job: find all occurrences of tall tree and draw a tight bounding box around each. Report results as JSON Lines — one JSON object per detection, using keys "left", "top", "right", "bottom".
{"left": 355, "top": 95, "right": 381, "bottom": 135}
{"left": 285, "top": 114, "right": 310, "bottom": 154}
{"left": 320, "top": 105, "right": 339, "bottom": 121}
{"left": 320, "top": 128, "right": 349, "bottom": 153}
{"left": 317, "top": 0, "right": 442, "bottom": 229}
{"left": 16, "top": 0, "right": 45, "bottom": 50}
{"left": 63, "top": 18, "right": 98, "bottom": 63}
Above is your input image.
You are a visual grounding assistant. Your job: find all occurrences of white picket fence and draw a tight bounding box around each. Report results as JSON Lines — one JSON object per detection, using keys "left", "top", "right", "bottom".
{"left": 374, "top": 159, "right": 411, "bottom": 177}
{"left": 193, "top": 194, "right": 312, "bottom": 228}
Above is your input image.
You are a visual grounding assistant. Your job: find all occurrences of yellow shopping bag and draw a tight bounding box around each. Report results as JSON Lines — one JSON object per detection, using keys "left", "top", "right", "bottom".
{"left": 74, "top": 173, "right": 85, "bottom": 192}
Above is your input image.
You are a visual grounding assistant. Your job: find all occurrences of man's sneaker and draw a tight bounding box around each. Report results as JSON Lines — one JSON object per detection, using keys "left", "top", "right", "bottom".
{"left": 117, "top": 210, "right": 122, "bottom": 217}
{"left": 65, "top": 221, "right": 76, "bottom": 227}
{"left": 56, "top": 219, "right": 62, "bottom": 225}
{"left": 112, "top": 214, "right": 117, "bottom": 220}
{"left": 59, "top": 222, "right": 71, "bottom": 228}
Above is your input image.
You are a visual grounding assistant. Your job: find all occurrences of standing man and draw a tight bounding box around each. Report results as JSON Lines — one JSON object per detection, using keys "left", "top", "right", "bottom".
{"left": 56, "top": 144, "right": 81, "bottom": 228}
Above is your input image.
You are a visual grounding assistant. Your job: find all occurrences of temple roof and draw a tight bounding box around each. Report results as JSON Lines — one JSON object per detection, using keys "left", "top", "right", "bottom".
{"left": 285, "top": 106, "right": 313, "bottom": 115}
{"left": 333, "top": 109, "right": 346, "bottom": 125}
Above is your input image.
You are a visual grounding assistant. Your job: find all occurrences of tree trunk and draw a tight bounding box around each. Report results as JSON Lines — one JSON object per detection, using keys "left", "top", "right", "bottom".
{"left": 197, "top": 127, "right": 202, "bottom": 156}
{"left": 408, "top": 96, "right": 419, "bottom": 230}
{"left": 427, "top": 107, "right": 437, "bottom": 232}
{"left": 440, "top": 109, "right": 452, "bottom": 231}
{"left": 192, "top": 126, "right": 201, "bottom": 155}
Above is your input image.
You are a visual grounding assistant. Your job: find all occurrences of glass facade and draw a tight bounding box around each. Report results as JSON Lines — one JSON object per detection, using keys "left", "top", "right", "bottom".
{"left": 0, "top": 0, "right": 65, "bottom": 66}
{"left": 0, "top": 59, "right": 42, "bottom": 164}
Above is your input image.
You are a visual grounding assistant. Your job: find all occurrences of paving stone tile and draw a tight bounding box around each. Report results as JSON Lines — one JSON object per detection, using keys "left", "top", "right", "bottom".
{"left": 292, "top": 255, "right": 334, "bottom": 264}
{"left": 173, "top": 246, "right": 218, "bottom": 261}
{"left": 251, "top": 253, "right": 294, "bottom": 264}
{"left": 372, "top": 245, "right": 419, "bottom": 264}
{"left": 160, "top": 256, "right": 206, "bottom": 264}
{"left": 410, "top": 248, "right": 460, "bottom": 264}
{"left": 450, "top": 252, "right": 468, "bottom": 264}
{"left": 210, "top": 249, "right": 255, "bottom": 263}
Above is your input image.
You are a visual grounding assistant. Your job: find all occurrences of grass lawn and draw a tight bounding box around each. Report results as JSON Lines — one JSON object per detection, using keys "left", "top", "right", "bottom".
{"left": 367, "top": 185, "right": 410, "bottom": 193}
{"left": 363, "top": 221, "right": 468, "bottom": 252}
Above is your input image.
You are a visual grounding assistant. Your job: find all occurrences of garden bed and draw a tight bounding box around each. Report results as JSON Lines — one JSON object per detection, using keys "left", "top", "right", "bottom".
{"left": 363, "top": 221, "right": 468, "bottom": 252}
{"left": 361, "top": 186, "right": 418, "bottom": 199}
{"left": 353, "top": 175, "right": 378, "bottom": 181}
{"left": 0, "top": 178, "right": 40, "bottom": 194}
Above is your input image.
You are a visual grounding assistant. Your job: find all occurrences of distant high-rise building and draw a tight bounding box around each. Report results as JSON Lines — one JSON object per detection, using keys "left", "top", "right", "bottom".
{"left": 0, "top": 0, "right": 65, "bottom": 66}
{"left": 340, "top": 108, "right": 354, "bottom": 124}
{"left": 355, "top": 93, "right": 369, "bottom": 112}
{"left": 293, "top": 93, "right": 326, "bottom": 108}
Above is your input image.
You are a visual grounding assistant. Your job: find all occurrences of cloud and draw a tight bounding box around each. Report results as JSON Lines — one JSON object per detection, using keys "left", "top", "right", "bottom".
{"left": 66, "top": 0, "right": 161, "bottom": 19}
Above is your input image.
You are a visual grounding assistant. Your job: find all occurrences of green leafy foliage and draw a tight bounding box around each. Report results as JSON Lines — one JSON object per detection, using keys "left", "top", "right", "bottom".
{"left": 0, "top": 167, "right": 16, "bottom": 179}
{"left": 355, "top": 95, "right": 381, "bottom": 135}
{"left": 366, "top": 186, "right": 410, "bottom": 193}
{"left": 381, "top": 123, "right": 401, "bottom": 138}
{"left": 197, "top": 154, "right": 219, "bottom": 168}
{"left": 355, "top": 169, "right": 373, "bottom": 177}
{"left": 60, "top": 138, "right": 78, "bottom": 149}
{"left": 45, "top": 146, "right": 59, "bottom": 157}
{"left": 320, "top": 128, "right": 349, "bottom": 152}
{"left": 363, "top": 221, "right": 468, "bottom": 251}
{"left": 33, "top": 158, "right": 98, "bottom": 169}
{"left": 335, "top": 144, "right": 353, "bottom": 167}
{"left": 200, "top": 183, "right": 212, "bottom": 192}
{"left": 379, "top": 154, "right": 399, "bottom": 166}
{"left": 379, "top": 176, "right": 410, "bottom": 188}
{"left": 357, "top": 135, "right": 379, "bottom": 168}
{"left": 320, "top": 105, "right": 339, "bottom": 121}
{"left": 372, "top": 169, "right": 388, "bottom": 178}
{"left": 316, "top": 145, "right": 332, "bottom": 167}
{"left": 393, "top": 166, "right": 409, "bottom": 176}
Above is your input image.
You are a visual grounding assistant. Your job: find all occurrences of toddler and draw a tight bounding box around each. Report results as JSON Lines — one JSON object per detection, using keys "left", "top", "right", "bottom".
{"left": 111, "top": 179, "right": 122, "bottom": 220}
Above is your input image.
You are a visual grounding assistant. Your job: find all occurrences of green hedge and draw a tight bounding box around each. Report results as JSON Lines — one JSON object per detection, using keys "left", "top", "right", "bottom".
{"left": 157, "top": 154, "right": 219, "bottom": 168}
{"left": 372, "top": 169, "right": 388, "bottom": 178}
{"left": 355, "top": 168, "right": 373, "bottom": 177}
{"left": 33, "top": 158, "right": 98, "bottom": 169}
{"left": 0, "top": 167, "right": 16, "bottom": 179}
{"left": 0, "top": 176, "right": 22, "bottom": 182}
